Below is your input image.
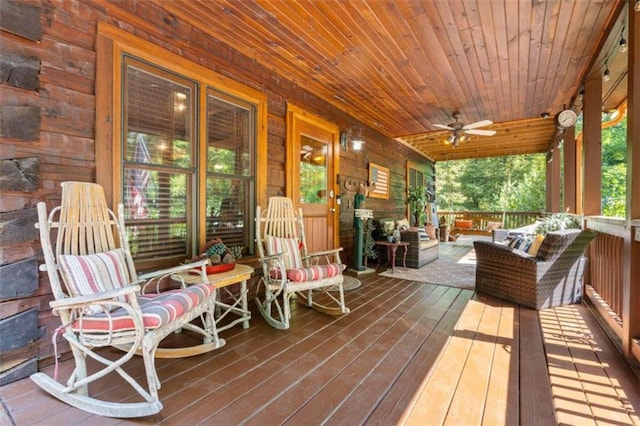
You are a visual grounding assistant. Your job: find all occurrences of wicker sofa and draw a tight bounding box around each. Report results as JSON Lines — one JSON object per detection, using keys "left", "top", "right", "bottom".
{"left": 372, "top": 219, "right": 439, "bottom": 269}
{"left": 399, "top": 229, "right": 439, "bottom": 268}
{"left": 473, "top": 229, "right": 595, "bottom": 309}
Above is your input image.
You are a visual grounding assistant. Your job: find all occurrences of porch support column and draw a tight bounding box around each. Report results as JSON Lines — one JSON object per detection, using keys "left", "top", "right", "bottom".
{"left": 623, "top": 3, "right": 640, "bottom": 364}
{"left": 563, "top": 127, "right": 577, "bottom": 213}
{"left": 545, "top": 136, "right": 561, "bottom": 212}
{"left": 582, "top": 77, "right": 602, "bottom": 216}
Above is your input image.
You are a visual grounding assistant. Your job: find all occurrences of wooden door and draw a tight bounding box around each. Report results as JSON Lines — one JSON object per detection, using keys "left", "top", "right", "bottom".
{"left": 286, "top": 104, "right": 340, "bottom": 253}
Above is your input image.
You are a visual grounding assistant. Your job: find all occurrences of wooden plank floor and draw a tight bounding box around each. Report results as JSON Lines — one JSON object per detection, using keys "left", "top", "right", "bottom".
{"left": 1, "top": 274, "right": 639, "bottom": 425}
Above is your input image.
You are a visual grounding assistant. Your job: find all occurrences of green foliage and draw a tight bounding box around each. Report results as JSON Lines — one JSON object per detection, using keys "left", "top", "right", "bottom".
{"left": 437, "top": 154, "right": 545, "bottom": 212}
{"left": 601, "top": 115, "right": 627, "bottom": 217}
{"left": 300, "top": 162, "right": 326, "bottom": 204}
{"left": 363, "top": 218, "right": 377, "bottom": 260}
{"left": 407, "top": 186, "right": 429, "bottom": 226}
{"left": 534, "top": 212, "right": 580, "bottom": 236}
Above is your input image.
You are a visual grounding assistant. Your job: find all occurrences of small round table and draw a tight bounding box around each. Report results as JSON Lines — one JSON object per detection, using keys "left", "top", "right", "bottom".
{"left": 375, "top": 241, "right": 409, "bottom": 273}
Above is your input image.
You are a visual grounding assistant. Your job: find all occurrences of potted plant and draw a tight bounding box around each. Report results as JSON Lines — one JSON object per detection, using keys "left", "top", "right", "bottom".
{"left": 407, "top": 186, "right": 429, "bottom": 227}
{"left": 190, "top": 238, "right": 243, "bottom": 273}
{"left": 382, "top": 221, "right": 396, "bottom": 242}
{"left": 535, "top": 212, "right": 581, "bottom": 236}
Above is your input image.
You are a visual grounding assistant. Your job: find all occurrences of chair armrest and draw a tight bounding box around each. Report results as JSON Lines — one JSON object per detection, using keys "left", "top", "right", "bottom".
{"left": 258, "top": 252, "right": 288, "bottom": 263}
{"left": 138, "top": 259, "right": 208, "bottom": 281}
{"left": 140, "top": 259, "right": 208, "bottom": 293}
{"left": 49, "top": 285, "right": 141, "bottom": 309}
{"left": 306, "top": 247, "right": 343, "bottom": 258}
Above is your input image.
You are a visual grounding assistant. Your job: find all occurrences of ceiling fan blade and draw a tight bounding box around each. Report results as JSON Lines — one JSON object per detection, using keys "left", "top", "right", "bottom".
{"left": 465, "top": 129, "right": 496, "bottom": 136}
{"left": 463, "top": 119, "right": 493, "bottom": 129}
{"left": 434, "top": 124, "right": 454, "bottom": 130}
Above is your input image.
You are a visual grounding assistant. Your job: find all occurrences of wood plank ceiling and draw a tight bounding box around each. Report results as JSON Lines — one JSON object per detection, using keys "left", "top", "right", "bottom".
{"left": 159, "top": 0, "right": 628, "bottom": 162}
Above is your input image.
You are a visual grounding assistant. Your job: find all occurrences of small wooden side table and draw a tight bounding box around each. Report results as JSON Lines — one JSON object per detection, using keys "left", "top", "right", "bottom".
{"left": 174, "top": 264, "right": 253, "bottom": 332}
{"left": 375, "top": 241, "right": 409, "bottom": 273}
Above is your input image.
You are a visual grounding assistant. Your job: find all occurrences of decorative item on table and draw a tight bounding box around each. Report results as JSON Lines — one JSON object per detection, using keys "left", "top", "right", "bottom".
{"left": 383, "top": 221, "right": 396, "bottom": 242}
{"left": 189, "top": 238, "right": 242, "bottom": 274}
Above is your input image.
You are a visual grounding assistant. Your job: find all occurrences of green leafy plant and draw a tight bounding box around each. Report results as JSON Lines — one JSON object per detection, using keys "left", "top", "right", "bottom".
{"left": 407, "top": 186, "right": 429, "bottom": 226}
{"left": 535, "top": 212, "right": 581, "bottom": 236}
{"left": 382, "top": 220, "right": 396, "bottom": 237}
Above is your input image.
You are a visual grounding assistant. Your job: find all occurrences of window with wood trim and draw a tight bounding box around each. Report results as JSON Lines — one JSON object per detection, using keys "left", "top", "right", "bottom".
{"left": 97, "top": 24, "right": 266, "bottom": 271}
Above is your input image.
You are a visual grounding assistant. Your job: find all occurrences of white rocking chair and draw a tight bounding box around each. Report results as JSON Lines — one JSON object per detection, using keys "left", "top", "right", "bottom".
{"left": 255, "top": 197, "right": 350, "bottom": 329}
{"left": 30, "top": 182, "right": 225, "bottom": 418}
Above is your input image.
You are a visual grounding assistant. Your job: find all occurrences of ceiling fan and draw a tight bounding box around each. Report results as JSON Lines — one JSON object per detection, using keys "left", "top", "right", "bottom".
{"left": 434, "top": 112, "right": 496, "bottom": 147}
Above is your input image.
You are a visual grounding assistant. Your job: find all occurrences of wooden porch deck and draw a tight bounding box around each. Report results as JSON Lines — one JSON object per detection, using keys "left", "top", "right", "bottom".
{"left": 2, "top": 251, "right": 639, "bottom": 425}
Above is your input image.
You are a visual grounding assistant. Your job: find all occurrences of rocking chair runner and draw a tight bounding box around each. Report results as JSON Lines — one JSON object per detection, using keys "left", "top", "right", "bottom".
{"left": 31, "top": 182, "right": 225, "bottom": 418}
{"left": 255, "top": 197, "right": 350, "bottom": 329}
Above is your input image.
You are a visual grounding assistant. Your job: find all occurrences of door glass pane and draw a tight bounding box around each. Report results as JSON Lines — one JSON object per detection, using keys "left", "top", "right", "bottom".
{"left": 299, "top": 136, "right": 327, "bottom": 205}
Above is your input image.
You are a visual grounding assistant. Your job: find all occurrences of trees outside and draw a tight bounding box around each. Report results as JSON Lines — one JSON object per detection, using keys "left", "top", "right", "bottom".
{"left": 437, "top": 154, "right": 546, "bottom": 212}
{"left": 601, "top": 114, "right": 627, "bottom": 217}
{"left": 437, "top": 111, "right": 627, "bottom": 218}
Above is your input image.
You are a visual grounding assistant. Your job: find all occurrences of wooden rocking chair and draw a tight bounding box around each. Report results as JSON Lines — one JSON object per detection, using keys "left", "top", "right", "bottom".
{"left": 30, "top": 182, "right": 225, "bottom": 418}
{"left": 255, "top": 197, "right": 350, "bottom": 329}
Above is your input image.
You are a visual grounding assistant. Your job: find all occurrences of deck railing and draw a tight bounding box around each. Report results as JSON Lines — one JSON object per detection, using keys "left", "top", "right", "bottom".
{"left": 586, "top": 219, "right": 625, "bottom": 320}
{"left": 584, "top": 216, "right": 640, "bottom": 365}
{"left": 437, "top": 210, "right": 542, "bottom": 233}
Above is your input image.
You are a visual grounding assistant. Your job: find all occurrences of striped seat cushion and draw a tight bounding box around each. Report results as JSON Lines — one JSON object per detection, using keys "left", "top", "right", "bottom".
{"left": 286, "top": 263, "right": 345, "bottom": 283}
{"left": 71, "top": 283, "right": 214, "bottom": 333}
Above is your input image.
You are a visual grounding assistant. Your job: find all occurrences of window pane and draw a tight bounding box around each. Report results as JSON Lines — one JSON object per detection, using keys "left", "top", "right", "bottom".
{"left": 299, "top": 136, "right": 327, "bottom": 205}
{"left": 124, "top": 170, "right": 189, "bottom": 261}
{"left": 207, "top": 93, "right": 252, "bottom": 176}
{"left": 205, "top": 89, "right": 255, "bottom": 256}
{"left": 206, "top": 178, "right": 249, "bottom": 249}
{"left": 123, "top": 58, "right": 196, "bottom": 264}
{"left": 125, "top": 63, "right": 193, "bottom": 167}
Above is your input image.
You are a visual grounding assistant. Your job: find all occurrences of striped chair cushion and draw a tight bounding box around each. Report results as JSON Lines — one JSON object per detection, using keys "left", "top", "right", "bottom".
{"left": 265, "top": 235, "right": 303, "bottom": 269}
{"left": 71, "top": 283, "right": 214, "bottom": 333}
{"left": 286, "top": 263, "right": 345, "bottom": 283}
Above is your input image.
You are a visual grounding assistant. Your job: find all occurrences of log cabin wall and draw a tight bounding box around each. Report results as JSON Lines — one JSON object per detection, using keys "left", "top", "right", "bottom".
{"left": 0, "top": 0, "right": 433, "bottom": 381}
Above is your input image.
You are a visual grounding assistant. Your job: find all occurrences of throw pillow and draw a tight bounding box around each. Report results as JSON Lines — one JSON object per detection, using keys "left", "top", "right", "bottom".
{"left": 58, "top": 248, "right": 131, "bottom": 312}
{"left": 425, "top": 223, "right": 437, "bottom": 240}
{"left": 265, "top": 235, "right": 303, "bottom": 269}
{"left": 455, "top": 219, "right": 474, "bottom": 229}
{"left": 508, "top": 236, "right": 533, "bottom": 252}
{"left": 527, "top": 234, "right": 545, "bottom": 257}
{"left": 486, "top": 221, "right": 502, "bottom": 232}
{"left": 396, "top": 218, "right": 410, "bottom": 231}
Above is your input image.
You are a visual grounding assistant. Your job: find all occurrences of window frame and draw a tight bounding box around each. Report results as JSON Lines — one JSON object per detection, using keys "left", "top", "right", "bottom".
{"left": 96, "top": 22, "right": 267, "bottom": 270}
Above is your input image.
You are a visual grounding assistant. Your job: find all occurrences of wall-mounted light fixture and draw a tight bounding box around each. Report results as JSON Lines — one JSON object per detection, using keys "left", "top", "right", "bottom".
{"left": 635, "top": 0, "right": 640, "bottom": 12}
{"left": 341, "top": 127, "right": 366, "bottom": 151}
{"left": 603, "top": 60, "right": 610, "bottom": 82}
{"left": 619, "top": 27, "right": 628, "bottom": 53}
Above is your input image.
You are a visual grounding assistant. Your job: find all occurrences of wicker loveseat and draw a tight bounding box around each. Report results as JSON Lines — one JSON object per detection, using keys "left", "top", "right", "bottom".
{"left": 473, "top": 229, "right": 595, "bottom": 309}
